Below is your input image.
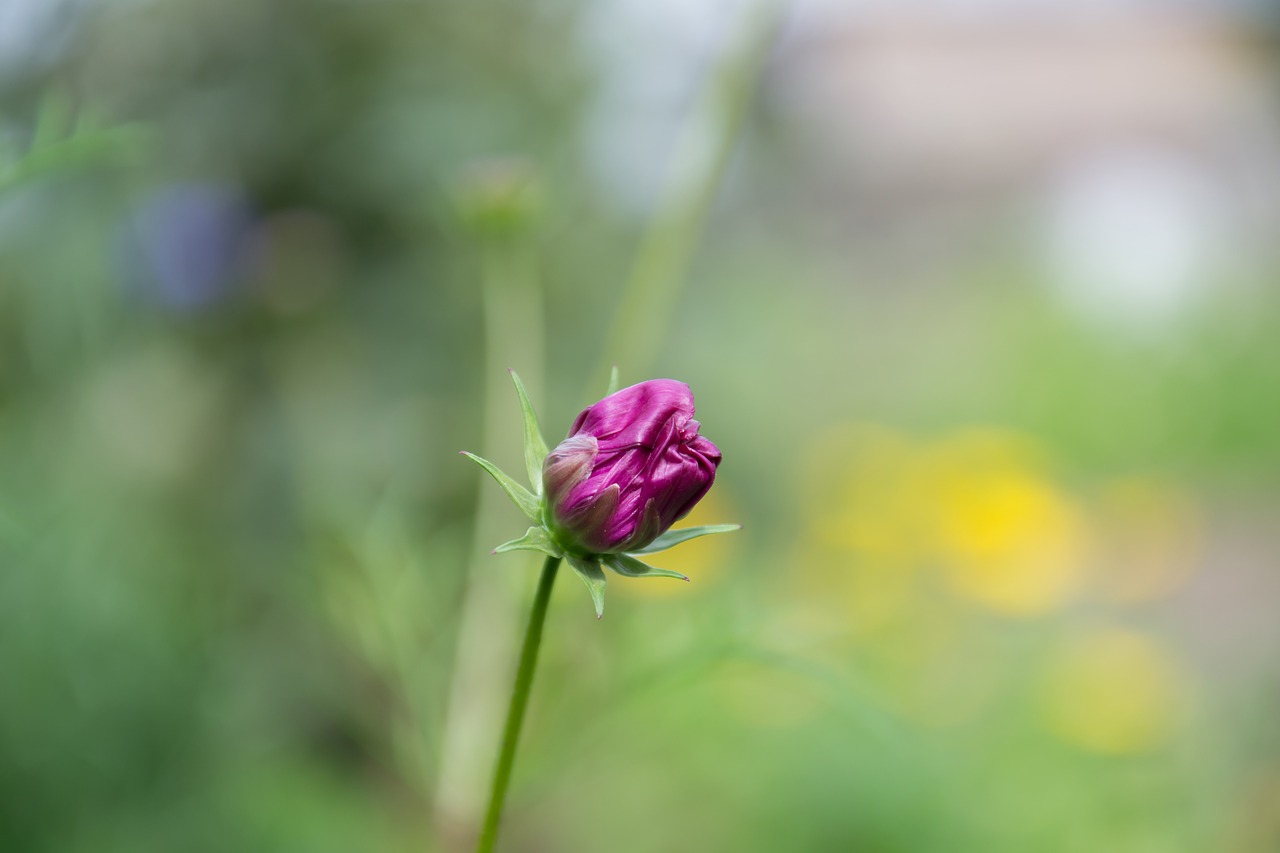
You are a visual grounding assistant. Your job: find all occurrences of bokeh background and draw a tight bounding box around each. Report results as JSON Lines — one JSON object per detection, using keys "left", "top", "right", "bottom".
{"left": 3, "top": 1, "right": 1280, "bottom": 850}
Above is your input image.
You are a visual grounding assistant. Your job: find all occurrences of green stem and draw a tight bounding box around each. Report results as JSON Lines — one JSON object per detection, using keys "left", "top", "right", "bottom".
{"left": 588, "top": 0, "right": 781, "bottom": 395}
{"left": 433, "top": 180, "right": 544, "bottom": 836}
{"left": 475, "top": 555, "right": 561, "bottom": 853}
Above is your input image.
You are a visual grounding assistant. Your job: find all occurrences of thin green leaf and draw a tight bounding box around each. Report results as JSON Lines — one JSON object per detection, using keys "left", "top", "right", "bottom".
{"left": 460, "top": 452, "right": 541, "bottom": 521}
{"left": 567, "top": 556, "right": 607, "bottom": 619}
{"left": 1, "top": 122, "right": 148, "bottom": 194}
{"left": 605, "top": 553, "right": 689, "bottom": 582}
{"left": 605, "top": 365, "right": 620, "bottom": 396}
{"left": 631, "top": 524, "right": 742, "bottom": 555}
{"left": 509, "top": 370, "right": 549, "bottom": 492}
{"left": 492, "top": 526, "right": 562, "bottom": 558}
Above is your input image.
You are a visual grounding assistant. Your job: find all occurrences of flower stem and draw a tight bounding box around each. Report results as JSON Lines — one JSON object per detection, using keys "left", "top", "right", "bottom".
{"left": 475, "top": 555, "right": 561, "bottom": 853}
{"left": 434, "top": 197, "right": 544, "bottom": 835}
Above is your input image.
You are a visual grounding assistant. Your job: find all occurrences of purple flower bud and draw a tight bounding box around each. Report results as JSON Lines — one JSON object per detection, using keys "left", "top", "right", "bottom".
{"left": 543, "top": 379, "right": 721, "bottom": 555}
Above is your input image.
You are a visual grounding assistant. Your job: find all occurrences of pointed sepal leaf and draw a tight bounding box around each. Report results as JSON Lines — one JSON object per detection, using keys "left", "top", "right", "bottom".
{"left": 631, "top": 524, "right": 742, "bottom": 555}
{"left": 566, "top": 555, "right": 607, "bottom": 619}
{"left": 493, "top": 526, "right": 562, "bottom": 558}
{"left": 508, "top": 370, "right": 549, "bottom": 493}
{"left": 460, "top": 451, "right": 541, "bottom": 521}
{"left": 605, "top": 365, "right": 620, "bottom": 396}
{"left": 605, "top": 552, "right": 690, "bottom": 582}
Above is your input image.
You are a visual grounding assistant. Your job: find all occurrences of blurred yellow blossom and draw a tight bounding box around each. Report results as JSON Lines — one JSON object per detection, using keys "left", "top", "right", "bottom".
{"left": 797, "top": 423, "right": 1090, "bottom": 618}
{"left": 922, "top": 429, "right": 1089, "bottom": 616}
{"left": 1039, "top": 627, "right": 1190, "bottom": 754}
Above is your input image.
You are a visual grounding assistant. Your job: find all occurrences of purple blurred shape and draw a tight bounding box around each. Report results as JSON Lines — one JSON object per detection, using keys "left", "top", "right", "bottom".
{"left": 127, "top": 183, "right": 254, "bottom": 311}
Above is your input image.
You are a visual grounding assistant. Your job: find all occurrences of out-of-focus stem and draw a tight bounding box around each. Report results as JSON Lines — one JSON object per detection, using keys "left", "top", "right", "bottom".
{"left": 589, "top": 0, "right": 782, "bottom": 394}
{"left": 434, "top": 179, "right": 544, "bottom": 844}
{"left": 473, "top": 555, "right": 560, "bottom": 853}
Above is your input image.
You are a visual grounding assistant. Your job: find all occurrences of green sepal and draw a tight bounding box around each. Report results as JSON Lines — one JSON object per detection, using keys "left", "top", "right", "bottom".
{"left": 460, "top": 451, "right": 542, "bottom": 522}
{"left": 566, "top": 555, "right": 607, "bottom": 619}
{"left": 493, "top": 526, "right": 562, "bottom": 558}
{"left": 630, "top": 524, "right": 742, "bottom": 555}
{"left": 508, "top": 370, "right": 549, "bottom": 493}
{"left": 604, "top": 552, "right": 690, "bottom": 582}
{"left": 605, "top": 365, "right": 620, "bottom": 396}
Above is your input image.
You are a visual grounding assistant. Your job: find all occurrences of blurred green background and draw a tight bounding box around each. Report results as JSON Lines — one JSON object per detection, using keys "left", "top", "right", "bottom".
{"left": 3, "top": 1, "right": 1280, "bottom": 851}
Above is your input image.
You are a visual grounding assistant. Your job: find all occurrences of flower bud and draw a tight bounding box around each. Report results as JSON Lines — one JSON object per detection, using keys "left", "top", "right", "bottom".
{"left": 543, "top": 380, "right": 721, "bottom": 555}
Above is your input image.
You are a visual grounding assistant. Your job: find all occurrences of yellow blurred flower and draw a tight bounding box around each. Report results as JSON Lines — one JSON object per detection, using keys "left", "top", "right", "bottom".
{"left": 924, "top": 429, "right": 1089, "bottom": 616}
{"left": 1039, "top": 627, "right": 1190, "bottom": 754}
{"left": 798, "top": 424, "right": 1090, "bottom": 618}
